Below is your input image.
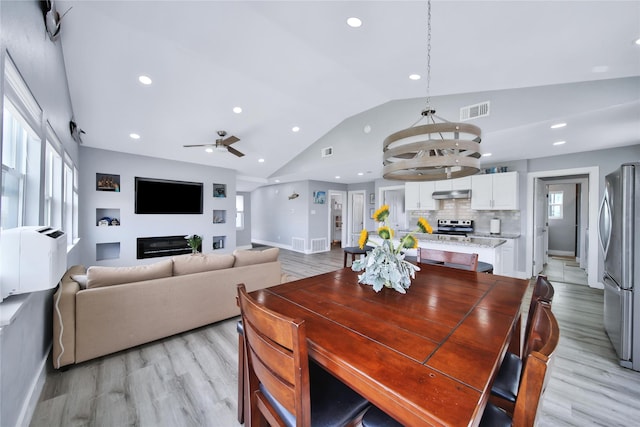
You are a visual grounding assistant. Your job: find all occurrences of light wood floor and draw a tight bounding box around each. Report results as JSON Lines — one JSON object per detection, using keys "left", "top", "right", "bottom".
{"left": 30, "top": 248, "right": 640, "bottom": 426}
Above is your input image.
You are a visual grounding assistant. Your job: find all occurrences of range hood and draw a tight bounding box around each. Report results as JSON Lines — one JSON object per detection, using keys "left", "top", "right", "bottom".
{"left": 432, "top": 189, "right": 472, "bottom": 200}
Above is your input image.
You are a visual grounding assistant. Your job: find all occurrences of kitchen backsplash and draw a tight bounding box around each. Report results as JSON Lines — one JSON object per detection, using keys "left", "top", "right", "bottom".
{"left": 407, "top": 199, "right": 521, "bottom": 234}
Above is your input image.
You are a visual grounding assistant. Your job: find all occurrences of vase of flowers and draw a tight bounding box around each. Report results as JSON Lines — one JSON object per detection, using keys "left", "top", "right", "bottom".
{"left": 352, "top": 205, "right": 432, "bottom": 293}
{"left": 185, "top": 234, "right": 202, "bottom": 254}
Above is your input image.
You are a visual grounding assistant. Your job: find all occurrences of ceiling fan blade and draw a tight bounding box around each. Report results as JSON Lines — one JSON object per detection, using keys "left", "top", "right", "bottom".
{"left": 183, "top": 143, "right": 215, "bottom": 148}
{"left": 222, "top": 135, "right": 240, "bottom": 146}
{"left": 227, "top": 146, "right": 245, "bottom": 157}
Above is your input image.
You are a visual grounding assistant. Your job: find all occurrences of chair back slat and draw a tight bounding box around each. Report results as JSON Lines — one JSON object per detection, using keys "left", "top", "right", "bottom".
{"left": 418, "top": 248, "right": 479, "bottom": 271}
{"left": 512, "top": 301, "right": 560, "bottom": 427}
{"left": 524, "top": 275, "right": 555, "bottom": 349}
{"left": 237, "top": 284, "right": 311, "bottom": 426}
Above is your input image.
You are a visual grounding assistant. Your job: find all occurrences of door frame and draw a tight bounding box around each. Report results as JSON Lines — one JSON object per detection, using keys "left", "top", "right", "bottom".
{"left": 526, "top": 166, "right": 601, "bottom": 288}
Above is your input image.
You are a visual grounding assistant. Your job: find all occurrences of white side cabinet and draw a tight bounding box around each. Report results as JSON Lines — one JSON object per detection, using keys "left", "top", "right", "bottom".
{"left": 471, "top": 171, "right": 519, "bottom": 210}
{"left": 405, "top": 182, "right": 437, "bottom": 210}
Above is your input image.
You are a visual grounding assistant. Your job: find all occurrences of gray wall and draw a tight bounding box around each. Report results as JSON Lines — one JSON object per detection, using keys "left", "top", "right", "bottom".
{"left": 0, "top": 2, "right": 79, "bottom": 426}
{"left": 548, "top": 183, "right": 577, "bottom": 255}
{"left": 80, "top": 147, "right": 237, "bottom": 266}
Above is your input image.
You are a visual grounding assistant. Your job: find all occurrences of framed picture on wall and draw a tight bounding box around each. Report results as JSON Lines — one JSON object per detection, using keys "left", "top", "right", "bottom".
{"left": 96, "top": 173, "right": 120, "bottom": 192}
{"left": 313, "top": 191, "right": 326, "bottom": 204}
{"left": 369, "top": 193, "right": 375, "bottom": 204}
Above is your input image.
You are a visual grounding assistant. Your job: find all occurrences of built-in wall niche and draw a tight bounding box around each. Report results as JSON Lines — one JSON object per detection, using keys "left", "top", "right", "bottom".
{"left": 213, "top": 183, "right": 227, "bottom": 198}
{"left": 212, "top": 236, "right": 226, "bottom": 250}
{"left": 213, "top": 210, "right": 226, "bottom": 224}
{"left": 96, "top": 208, "right": 120, "bottom": 226}
{"left": 96, "top": 242, "right": 120, "bottom": 261}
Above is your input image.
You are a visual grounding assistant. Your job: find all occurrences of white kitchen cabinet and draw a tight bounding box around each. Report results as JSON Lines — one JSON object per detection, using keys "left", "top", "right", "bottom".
{"left": 471, "top": 171, "right": 518, "bottom": 210}
{"left": 434, "top": 176, "right": 471, "bottom": 191}
{"left": 499, "top": 239, "right": 516, "bottom": 277}
{"left": 405, "top": 182, "right": 437, "bottom": 210}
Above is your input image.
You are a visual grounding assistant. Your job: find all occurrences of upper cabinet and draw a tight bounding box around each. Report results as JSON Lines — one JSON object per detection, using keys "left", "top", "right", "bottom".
{"left": 434, "top": 176, "right": 472, "bottom": 191}
{"left": 471, "top": 171, "right": 519, "bottom": 210}
{"left": 405, "top": 181, "right": 437, "bottom": 210}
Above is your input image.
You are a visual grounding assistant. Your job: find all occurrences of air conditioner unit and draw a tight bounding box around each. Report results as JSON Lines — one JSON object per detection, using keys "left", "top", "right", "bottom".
{"left": 0, "top": 226, "right": 67, "bottom": 302}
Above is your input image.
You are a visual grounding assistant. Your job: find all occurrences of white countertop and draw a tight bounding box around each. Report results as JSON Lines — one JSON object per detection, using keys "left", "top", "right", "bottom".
{"left": 394, "top": 232, "right": 507, "bottom": 248}
{"left": 469, "top": 232, "right": 521, "bottom": 239}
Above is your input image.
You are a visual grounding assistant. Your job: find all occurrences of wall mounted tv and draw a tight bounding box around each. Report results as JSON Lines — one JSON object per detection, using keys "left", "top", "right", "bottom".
{"left": 135, "top": 177, "right": 203, "bottom": 214}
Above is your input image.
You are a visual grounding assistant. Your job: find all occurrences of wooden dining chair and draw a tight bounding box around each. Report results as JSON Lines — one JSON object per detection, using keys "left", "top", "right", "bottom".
{"left": 490, "top": 276, "right": 555, "bottom": 413}
{"left": 237, "top": 283, "right": 369, "bottom": 427}
{"left": 417, "top": 248, "right": 479, "bottom": 271}
{"left": 481, "top": 301, "right": 560, "bottom": 427}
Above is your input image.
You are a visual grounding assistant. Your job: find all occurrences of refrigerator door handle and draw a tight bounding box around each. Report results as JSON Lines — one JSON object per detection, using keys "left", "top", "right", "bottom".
{"left": 598, "top": 192, "right": 612, "bottom": 258}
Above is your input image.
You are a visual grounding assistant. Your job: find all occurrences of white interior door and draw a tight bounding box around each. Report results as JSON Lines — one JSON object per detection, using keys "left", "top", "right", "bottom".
{"left": 533, "top": 178, "right": 548, "bottom": 275}
{"left": 383, "top": 189, "right": 406, "bottom": 230}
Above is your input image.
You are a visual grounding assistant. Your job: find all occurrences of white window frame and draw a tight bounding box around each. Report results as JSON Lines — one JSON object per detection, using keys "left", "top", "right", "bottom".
{"left": 236, "top": 194, "right": 245, "bottom": 230}
{"left": 548, "top": 190, "right": 564, "bottom": 220}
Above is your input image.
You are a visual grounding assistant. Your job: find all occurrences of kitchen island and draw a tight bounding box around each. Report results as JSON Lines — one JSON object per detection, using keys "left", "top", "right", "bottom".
{"left": 369, "top": 232, "right": 509, "bottom": 275}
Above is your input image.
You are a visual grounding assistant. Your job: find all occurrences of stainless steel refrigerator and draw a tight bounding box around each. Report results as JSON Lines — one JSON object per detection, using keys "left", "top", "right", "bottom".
{"left": 598, "top": 162, "right": 640, "bottom": 370}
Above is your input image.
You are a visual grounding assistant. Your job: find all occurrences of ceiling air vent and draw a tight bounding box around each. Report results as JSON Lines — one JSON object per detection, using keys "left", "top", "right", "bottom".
{"left": 321, "top": 146, "right": 333, "bottom": 157}
{"left": 460, "top": 101, "right": 490, "bottom": 121}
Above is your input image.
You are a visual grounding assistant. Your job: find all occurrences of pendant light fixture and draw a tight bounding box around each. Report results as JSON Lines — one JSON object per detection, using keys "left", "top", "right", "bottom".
{"left": 382, "top": 0, "right": 482, "bottom": 181}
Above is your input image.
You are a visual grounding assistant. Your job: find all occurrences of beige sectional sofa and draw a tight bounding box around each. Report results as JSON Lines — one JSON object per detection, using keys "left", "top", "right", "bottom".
{"left": 53, "top": 248, "right": 288, "bottom": 368}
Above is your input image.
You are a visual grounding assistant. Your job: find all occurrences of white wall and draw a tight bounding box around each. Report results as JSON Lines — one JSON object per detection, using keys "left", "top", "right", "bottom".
{"left": 80, "top": 147, "right": 237, "bottom": 266}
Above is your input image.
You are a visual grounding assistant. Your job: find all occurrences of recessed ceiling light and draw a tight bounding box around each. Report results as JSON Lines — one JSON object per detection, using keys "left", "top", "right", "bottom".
{"left": 129, "top": 133, "right": 141, "bottom": 140}
{"left": 409, "top": 74, "right": 421, "bottom": 80}
{"left": 363, "top": 125, "right": 371, "bottom": 134}
{"left": 347, "top": 17, "right": 362, "bottom": 28}
{"left": 635, "top": 38, "right": 640, "bottom": 45}
{"left": 592, "top": 65, "right": 609, "bottom": 73}
{"left": 233, "top": 106, "right": 242, "bottom": 114}
{"left": 482, "top": 153, "right": 492, "bottom": 157}
{"left": 550, "top": 122, "right": 567, "bottom": 129}
{"left": 292, "top": 126, "right": 300, "bottom": 132}
{"left": 357, "top": 172, "right": 364, "bottom": 176}
{"left": 138, "top": 75, "right": 152, "bottom": 85}
{"left": 275, "top": 179, "right": 280, "bottom": 183}
{"left": 205, "top": 148, "right": 214, "bottom": 153}
{"left": 258, "top": 158, "right": 265, "bottom": 163}
{"left": 335, "top": 176, "right": 341, "bottom": 179}
{"left": 553, "top": 141, "right": 566, "bottom": 146}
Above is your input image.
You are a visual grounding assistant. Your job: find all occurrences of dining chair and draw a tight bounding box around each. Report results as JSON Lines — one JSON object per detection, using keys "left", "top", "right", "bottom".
{"left": 417, "top": 248, "right": 479, "bottom": 271}
{"left": 237, "top": 283, "right": 369, "bottom": 427}
{"left": 237, "top": 319, "right": 245, "bottom": 423}
{"left": 361, "top": 300, "right": 559, "bottom": 427}
{"left": 490, "top": 276, "right": 555, "bottom": 413}
{"left": 481, "top": 301, "right": 560, "bottom": 427}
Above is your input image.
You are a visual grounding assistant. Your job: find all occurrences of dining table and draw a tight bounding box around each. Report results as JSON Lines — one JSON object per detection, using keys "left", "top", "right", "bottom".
{"left": 245, "top": 263, "right": 529, "bottom": 426}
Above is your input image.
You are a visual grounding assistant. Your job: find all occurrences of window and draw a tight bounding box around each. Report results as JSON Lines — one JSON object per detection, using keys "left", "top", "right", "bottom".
{"left": 1, "top": 101, "right": 37, "bottom": 229}
{"left": 548, "top": 190, "right": 563, "bottom": 219}
{"left": 236, "top": 194, "right": 245, "bottom": 230}
{"left": 44, "top": 140, "right": 63, "bottom": 228}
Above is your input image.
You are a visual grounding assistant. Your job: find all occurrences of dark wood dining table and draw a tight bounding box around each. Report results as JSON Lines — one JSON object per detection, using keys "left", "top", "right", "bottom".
{"left": 246, "top": 263, "right": 529, "bottom": 426}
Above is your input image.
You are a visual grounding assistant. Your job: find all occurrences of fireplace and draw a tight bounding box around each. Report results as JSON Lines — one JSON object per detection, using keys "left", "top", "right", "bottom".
{"left": 137, "top": 235, "right": 196, "bottom": 259}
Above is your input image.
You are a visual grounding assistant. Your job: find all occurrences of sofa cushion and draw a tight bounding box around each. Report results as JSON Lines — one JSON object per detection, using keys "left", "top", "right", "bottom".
{"left": 172, "top": 253, "right": 235, "bottom": 276}
{"left": 233, "top": 247, "right": 279, "bottom": 267}
{"left": 86, "top": 259, "right": 173, "bottom": 289}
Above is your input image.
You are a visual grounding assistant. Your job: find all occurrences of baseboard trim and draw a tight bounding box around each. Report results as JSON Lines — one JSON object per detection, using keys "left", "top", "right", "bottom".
{"left": 17, "top": 344, "right": 50, "bottom": 427}
{"left": 548, "top": 250, "right": 575, "bottom": 257}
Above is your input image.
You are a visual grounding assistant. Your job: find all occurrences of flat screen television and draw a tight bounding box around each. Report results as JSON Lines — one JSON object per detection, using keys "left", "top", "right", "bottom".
{"left": 135, "top": 177, "right": 203, "bottom": 214}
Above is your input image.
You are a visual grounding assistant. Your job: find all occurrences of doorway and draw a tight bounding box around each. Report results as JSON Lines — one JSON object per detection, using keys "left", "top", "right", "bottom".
{"left": 328, "top": 191, "right": 346, "bottom": 248}
{"left": 348, "top": 191, "right": 366, "bottom": 246}
{"left": 378, "top": 185, "right": 407, "bottom": 230}
{"left": 527, "top": 167, "right": 600, "bottom": 288}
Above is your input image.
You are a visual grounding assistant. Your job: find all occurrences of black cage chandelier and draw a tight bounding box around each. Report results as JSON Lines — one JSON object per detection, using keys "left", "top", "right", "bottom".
{"left": 382, "top": 0, "right": 482, "bottom": 181}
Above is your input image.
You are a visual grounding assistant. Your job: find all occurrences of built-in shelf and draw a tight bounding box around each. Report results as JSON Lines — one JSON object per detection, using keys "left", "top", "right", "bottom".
{"left": 96, "top": 208, "right": 121, "bottom": 226}
{"left": 96, "top": 242, "right": 120, "bottom": 260}
{"left": 213, "top": 210, "right": 226, "bottom": 224}
{"left": 213, "top": 183, "right": 227, "bottom": 198}
{"left": 212, "top": 235, "right": 226, "bottom": 250}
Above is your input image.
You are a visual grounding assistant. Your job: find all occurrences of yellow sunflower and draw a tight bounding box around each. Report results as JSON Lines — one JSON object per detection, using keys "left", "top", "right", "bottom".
{"left": 372, "top": 205, "right": 390, "bottom": 222}
{"left": 401, "top": 234, "right": 418, "bottom": 249}
{"left": 417, "top": 217, "right": 433, "bottom": 234}
{"left": 358, "top": 229, "right": 369, "bottom": 249}
{"left": 378, "top": 226, "right": 393, "bottom": 240}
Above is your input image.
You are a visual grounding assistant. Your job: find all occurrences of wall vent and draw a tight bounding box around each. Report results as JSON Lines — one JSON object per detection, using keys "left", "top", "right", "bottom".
{"left": 292, "top": 237, "right": 306, "bottom": 253}
{"left": 321, "top": 146, "right": 333, "bottom": 157}
{"left": 460, "top": 101, "right": 490, "bottom": 121}
{"left": 310, "top": 238, "right": 327, "bottom": 253}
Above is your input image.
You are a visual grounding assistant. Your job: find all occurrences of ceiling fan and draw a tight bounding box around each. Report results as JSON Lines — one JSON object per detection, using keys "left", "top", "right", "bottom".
{"left": 183, "top": 131, "right": 244, "bottom": 157}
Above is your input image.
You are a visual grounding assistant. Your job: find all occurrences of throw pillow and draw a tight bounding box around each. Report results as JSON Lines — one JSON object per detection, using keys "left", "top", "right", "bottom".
{"left": 86, "top": 259, "right": 173, "bottom": 289}
{"left": 172, "top": 253, "right": 235, "bottom": 276}
{"left": 233, "top": 247, "right": 279, "bottom": 267}
{"left": 70, "top": 274, "right": 88, "bottom": 290}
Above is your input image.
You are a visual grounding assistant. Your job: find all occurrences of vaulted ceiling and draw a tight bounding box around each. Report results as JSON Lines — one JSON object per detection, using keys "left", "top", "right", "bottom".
{"left": 56, "top": 1, "right": 640, "bottom": 190}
